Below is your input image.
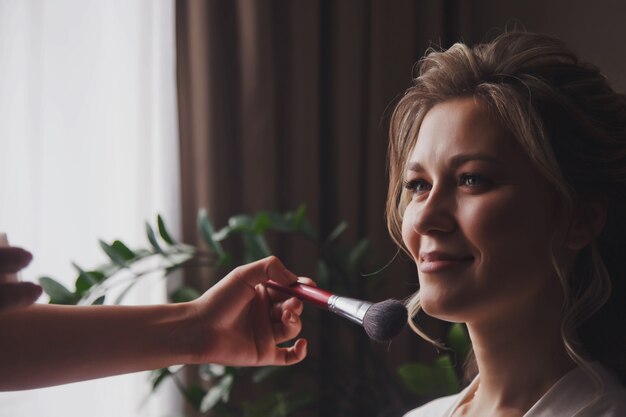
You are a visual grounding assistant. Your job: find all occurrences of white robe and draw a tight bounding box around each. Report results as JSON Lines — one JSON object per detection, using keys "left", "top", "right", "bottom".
{"left": 404, "top": 363, "right": 626, "bottom": 417}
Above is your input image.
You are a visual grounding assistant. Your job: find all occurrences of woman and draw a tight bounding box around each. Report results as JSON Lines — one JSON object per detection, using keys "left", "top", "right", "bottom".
{"left": 386, "top": 32, "right": 626, "bottom": 416}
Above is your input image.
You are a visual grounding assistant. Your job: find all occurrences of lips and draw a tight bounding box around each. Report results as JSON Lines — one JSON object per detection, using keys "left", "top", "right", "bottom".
{"left": 419, "top": 251, "right": 474, "bottom": 273}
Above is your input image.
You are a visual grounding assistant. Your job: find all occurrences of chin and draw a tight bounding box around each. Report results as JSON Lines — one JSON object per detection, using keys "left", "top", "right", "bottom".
{"left": 419, "top": 289, "right": 466, "bottom": 322}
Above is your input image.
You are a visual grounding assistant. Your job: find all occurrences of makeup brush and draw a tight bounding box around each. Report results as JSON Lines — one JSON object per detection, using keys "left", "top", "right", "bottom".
{"left": 266, "top": 280, "right": 408, "bottom": 343}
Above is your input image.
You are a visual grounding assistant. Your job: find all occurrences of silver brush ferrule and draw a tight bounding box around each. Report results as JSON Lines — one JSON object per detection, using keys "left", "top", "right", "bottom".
{"left": 327, "top": 295, "right": 373, "bottom": 326}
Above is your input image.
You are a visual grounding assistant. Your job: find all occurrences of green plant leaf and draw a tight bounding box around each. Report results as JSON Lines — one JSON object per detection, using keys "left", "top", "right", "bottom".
{"left": 150, "top": 367, "right": 172, "bottom": 391}
{"left": 198, "top": 209, "right": 225, "bottom": 258}
{"left": 447, "top": 323, "right": 471, "bottom": 360}
{"left": 164, "top": 265, "right": 179, "bottom": 278}
{"left": 133, "top": 248, "right": 153, "bottom": 258}
{"left": 397, "top": 355, "right": 460, "bottom": 397}
{"left": 316, "top": 260, "right": 331, "bottom": 288}
{"left": 264, "top": 212, "right": 294, "bottom": 232}
{"left": 253, "top": 234, "right": 271, "bottom": 257}
{"left": 200, "top": 374, "right": 234, "bottom": 412}
{"left": 278, "top": 206, "right": 314, "bottom": 237}
{"left": 170, "top": 286, "right": 202, "bottom": 303}
{"left": 111, "top": 240, "right": 137, "bottom": 261}
{"left": 84, "top": 270, "right": 106, "bottom": 283}
{"left": 93, "top": 263, "right": 121, "bottom": 279}
{"left": 99, "top": 240, "right": 126, "bottom": 266}
{"left": 281, "top": 391, "right": 313, "bottom": 416}
{"left": 269, "top": 393, "right": 288, "bottom": 417}
{"left": 75, "top": 275, "right": 92, "bottom": 297}
{"left": 212, "top": 404, "right": 240, "bottom": 417}
{"left": 228, "top": 214, "right": 253, "bottom": 232}
{"left": 157, "top": 214, "right": 176, "bottom": 244}
{"left": 298, "top": 218, "right": 317, "bottom": 240}
{"left": 347, "top": 238, "right": 370, "bottom": 274}
{"left": 326, "top": 221, "right": 348, "bottom": 243}
{"left": 90, "top": 270, "right": 106, "bottom": 281}
{"left": 73, "top": 263, "right": 99, "bottom": 296}
{"left": 242, "top": 391, "right": 313, "bottom": 417}
{"left": 213, "top": 225, "right": 233, "bottom": 242}
{"left": 218, "top": 252, "right": 232, "bottom": 268}
{"left": 39, "top": 277, "right": 77, "bottom": 305}
{"left": 253, "top": 212, "right": 271, "bottom": 234}
{"left": 146, "top": 223, "right": 165, "bottom": 255}
{"left": 287, "top": 204, "right": 307, "bottom": 230}
{"left": 91, "top": 295, "right": 105, "bottom": 305}
{"left": 163, "top": 252, "right": 195, "bottom": 273}
{"left": 199, "top": 364, "right": 226, "bottom": 380}
{"left": 242, "top": 233, "right": 271, "bottom": 262}
{"left": 183, "top": 384, "right": 207, "bottom": 411}
{"left": 251, "top": 366, "right": 281, "bottom": 383}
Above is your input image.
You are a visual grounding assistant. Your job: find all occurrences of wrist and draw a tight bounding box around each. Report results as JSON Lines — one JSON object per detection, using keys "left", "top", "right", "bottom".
{"left": 164, "top": 301, "right": 208, "bottom": 365}
{"left": 171, "top": 300, "right": 220, "bottom": 364}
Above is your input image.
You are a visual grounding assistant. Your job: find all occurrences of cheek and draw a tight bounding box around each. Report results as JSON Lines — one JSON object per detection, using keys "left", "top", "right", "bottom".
{"left": 459, "top": 190, "right": 554, "bottom": 272}
{"left": 401, "top": 204, "right": 419, "bottom": 258}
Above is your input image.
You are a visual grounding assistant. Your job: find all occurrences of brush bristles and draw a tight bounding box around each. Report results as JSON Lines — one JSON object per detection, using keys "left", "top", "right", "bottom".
{"left": 362, "top": 299, "right": 408, "bottom": 343}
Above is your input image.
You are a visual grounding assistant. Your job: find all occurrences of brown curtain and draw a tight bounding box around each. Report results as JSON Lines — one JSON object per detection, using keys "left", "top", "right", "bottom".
{"left": 175, "top": 1, "right": 462, "bottom": 416}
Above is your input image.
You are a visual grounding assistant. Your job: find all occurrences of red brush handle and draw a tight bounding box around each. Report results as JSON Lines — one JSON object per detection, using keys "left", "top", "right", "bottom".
{"left": 265, "top": 280, "right": 333, "bottom": 309}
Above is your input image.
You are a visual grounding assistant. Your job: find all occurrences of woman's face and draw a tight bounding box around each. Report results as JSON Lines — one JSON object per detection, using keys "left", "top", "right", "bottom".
{"left": 401, "top": 97, "right": 564, "bottom": 324}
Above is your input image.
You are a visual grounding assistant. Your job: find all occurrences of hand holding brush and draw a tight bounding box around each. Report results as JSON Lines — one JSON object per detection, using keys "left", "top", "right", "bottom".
{"left": 266, "top": 279, "right": 408, "bottom": 343}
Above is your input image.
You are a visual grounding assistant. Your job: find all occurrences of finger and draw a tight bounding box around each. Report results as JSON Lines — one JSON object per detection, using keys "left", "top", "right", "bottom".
{"left": 269, "top": 297, "right": 303, "bottom": 320}
{"left": 0, "top": 247, "right": 33, "bottom": 274}
{"left": 0, "top": 282, "right": 42, "bottom": 312}
{"left": 252, "top": 284, "right": 276, "bottom": 361}
{"left": 266, "top": 277, "right": 317, "bottom": 301}
{"left": 282, "top": 297, "right": 304, "bottom": 315}
{"left": 261, "top": 256, "right": 298, "bottom": 285}
{"left": 273, "top": 308, "right": 302, "bottom": 344}
{"left": 212, "top": 256, "right": 295, "bottom": 308}
{"left": 273, "top": 338, "right": 307, "bottom": 366}
{"left": 266, "top": 286, "right": 295, "bottom": 302}
{"left": 230, "top": 256, "right": 297, "bottom": 289}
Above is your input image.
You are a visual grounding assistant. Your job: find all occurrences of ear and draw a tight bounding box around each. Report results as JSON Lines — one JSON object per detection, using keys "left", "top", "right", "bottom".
{"left": 565, "top": 196, "right": 608, "bottom": 250}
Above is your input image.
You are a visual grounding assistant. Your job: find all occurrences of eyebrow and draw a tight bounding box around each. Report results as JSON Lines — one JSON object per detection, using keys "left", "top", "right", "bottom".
{"left": 405, "top": 153, "right": 504, "bottom": 172}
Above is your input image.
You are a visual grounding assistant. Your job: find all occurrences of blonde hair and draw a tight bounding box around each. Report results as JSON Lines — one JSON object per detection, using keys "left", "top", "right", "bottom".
{"left": 387, "top": 31, "right": 626, "bottom": 381}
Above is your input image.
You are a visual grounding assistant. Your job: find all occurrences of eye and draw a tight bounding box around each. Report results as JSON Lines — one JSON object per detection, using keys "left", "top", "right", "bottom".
{"left": 459, "top": 173, "right": 491, "bottom": 188}
{"left": 403, "top": 179, "right": 432, "bottom": 196}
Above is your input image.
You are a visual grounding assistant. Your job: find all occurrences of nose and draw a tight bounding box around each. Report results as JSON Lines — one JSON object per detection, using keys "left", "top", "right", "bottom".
{"left": 407, "top": 187, "right": 456, "bottom": 236}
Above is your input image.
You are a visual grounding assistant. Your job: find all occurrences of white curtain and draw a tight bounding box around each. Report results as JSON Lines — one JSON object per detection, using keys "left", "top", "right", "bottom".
{"left": 0, "top": 1, "right": 181, "bottom": 416}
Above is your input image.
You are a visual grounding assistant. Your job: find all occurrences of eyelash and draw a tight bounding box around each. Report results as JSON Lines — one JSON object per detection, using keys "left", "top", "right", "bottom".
{"left": 459, "top": 173, "right": 489, "bottom": 187}
{"left": 403, "top": 174, "right": 490, "bottom": 195}
{"left": 403, "top": 179, "right": 430, "bottom": 194}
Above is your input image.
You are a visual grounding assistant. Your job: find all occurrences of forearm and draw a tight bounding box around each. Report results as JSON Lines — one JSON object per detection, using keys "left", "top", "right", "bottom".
{"left": 0, "top": 302, "right": 200, "bottom": 390}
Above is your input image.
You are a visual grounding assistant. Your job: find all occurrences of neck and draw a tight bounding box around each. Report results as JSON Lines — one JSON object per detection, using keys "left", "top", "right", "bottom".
{"left": 466, "top": 304, "right": 576, "bottom": 414}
